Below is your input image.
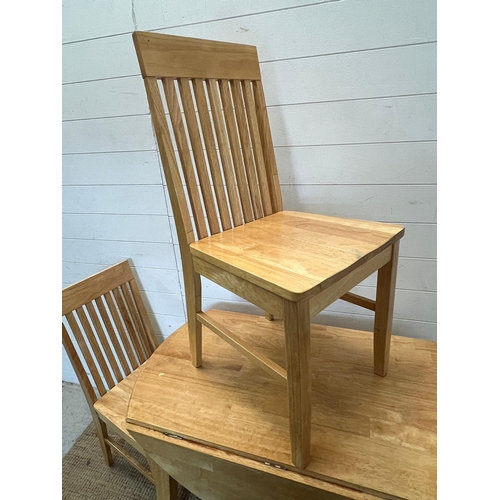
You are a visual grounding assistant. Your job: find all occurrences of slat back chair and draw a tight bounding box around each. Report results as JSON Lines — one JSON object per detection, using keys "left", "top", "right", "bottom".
{"left": 133, "top": 31, "right": 405, "bottom": 469}
{"left": 62, "top": 260, "right": 176, "bottom": 495}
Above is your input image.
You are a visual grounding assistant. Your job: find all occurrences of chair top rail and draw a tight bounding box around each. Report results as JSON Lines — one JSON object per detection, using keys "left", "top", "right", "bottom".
{"left": 62, "top": 260, "right": 134, "bottom": 316}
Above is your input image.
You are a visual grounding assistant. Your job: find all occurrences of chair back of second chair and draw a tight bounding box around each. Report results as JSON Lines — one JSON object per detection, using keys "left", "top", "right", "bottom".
{"left": 62, "top": 260, "right": 158, "bottom": 403}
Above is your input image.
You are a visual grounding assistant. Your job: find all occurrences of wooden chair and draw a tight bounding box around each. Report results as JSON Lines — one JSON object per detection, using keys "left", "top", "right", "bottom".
{"left": 62, "top": 260, "right": 178, "bottom": 498}
{"left": 133, "top": 31, "right": 405, "bottom": 469}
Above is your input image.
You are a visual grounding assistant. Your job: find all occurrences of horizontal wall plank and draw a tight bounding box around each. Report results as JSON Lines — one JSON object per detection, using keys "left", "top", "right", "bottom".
{"left": 162, "top": 0, "right": 437, "bottom": 65}
{"left": 62, "top": 33, "right": 138, "bottom": 83}
{"left": 134, "top": 0, "right": 326, "bottom": 34}
{"left": 276, "top": 142, "right": 436, "bottom": 185}
{"left": 62, "top": 185, "right": 167, "bottom": 215}
{"left": 62, "top": 262, "right": 181, "bottom": 294}
{"left": 62, "top": 239, "right": 176, "bottom": 270}
{"left": 359, "top": 258, "right": 437, "bottom": 292}
{"left": 314, "top": 312, "right": 436, "bottom": 342}
{"left": 282, "top": 185, "right": 437, "bottom": 223}
{"left": 62, "top": 151, "right": 161, "bottom": 185}
{"left": 270, "top": 95, "right": 436, "bottom": 147}
{"left": 262, "top": 43, "right": 436, "bottom": 106}
{"left": 62, "top": 0, "right": 322, "bottom": 44}
{"left": 62, "top": 43, "right": 436, "bottom": 121}
{"left": 62, "top": 115, "right": 155, "bottom": 154}
{"left": 148, "top": 313, "right": 187, "bottom": 339}
{"left": 400, "top": 224, "right": 436, "bottom": 259}
{"left": 62, "top": 0, "right": 135, "bottom": 43}
{"left": 140, "top": 290, "right": 185, "bottom": 317}
{"left": 322, "top": 285, "right": 436, "bottom": 323}
{"left": 62, "top": 214, "right": 173, "bottom": 243}
{"left": 200, "top": 298, "right": 436, "bottom": 341}
{"left": 62, "top": 76, "right": 149, "bottom": 121}
{"left": 63, "top": 0, "right": 436, "bottom": 84}
{"left": 62, "top": 95, "right": 435, "bottom": 153}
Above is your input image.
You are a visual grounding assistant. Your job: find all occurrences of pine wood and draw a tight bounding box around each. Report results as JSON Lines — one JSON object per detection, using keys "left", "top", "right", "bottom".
{"left": 283, "top": 300, "right": 311, "bottom": 469}
{"left": 340, "top": 292, "right": 376, "bottom": 311}
{"left": 178, "top": 77, "right": 220, "bottom": 235}
{"left": 197, "top": 311, "right": 287, "bottom": 383}
{"left": 374, "top": 241, "right": 400, "bottom": 376}
{"left": 62, "top": 260, "right": 178, "bottom": 494}
{"left": 133, "top": 31, "right": 406, "bottom": 468}
{"left": 137, "top": 431, "right": 380, "bottom": 500}
{"left": 253, "top": 79, "right": 283, "bottom": 212}
{"left": 206, "top": 78, "right": 244, "bottom": 227}
{"left": 133, "top": 31, "right": 261, "bottom": 80}
{"left": 127, "top": 310, "right": 437, "bottom": 500}
{"left": 243, "top": 79, "right": 273, "bottom": 216}
{"left": 219, "top": 78, "right": 255, "bottom": 223}
{"left": 162, "top": 77, "right": 207, "bottom": 240}
{"left": 192, "top": 78, "right": 232, "bottom": 231}
{"left": 191, "top": 211, "right": 402, "bottom": 301}
{"left": 230, "top": 79, "right": 264, "bottom": 219}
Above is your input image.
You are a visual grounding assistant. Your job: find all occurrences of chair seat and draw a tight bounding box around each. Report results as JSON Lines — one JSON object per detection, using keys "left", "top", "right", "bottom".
{"left": 190, "top": 211, "right": 404, "bottom": 301}
{"left": 94, "top": 365, "right": 145, "bottom": 453}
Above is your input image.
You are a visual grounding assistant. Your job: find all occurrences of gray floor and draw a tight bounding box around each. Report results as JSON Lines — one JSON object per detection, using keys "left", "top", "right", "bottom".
{"left": 62, "top": 381, "right": 93, "bottom": 457}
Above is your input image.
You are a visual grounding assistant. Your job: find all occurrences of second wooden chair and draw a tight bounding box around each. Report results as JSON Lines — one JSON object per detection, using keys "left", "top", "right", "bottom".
{"left": 62, "top": 260, "right": 178, "bottom": 498}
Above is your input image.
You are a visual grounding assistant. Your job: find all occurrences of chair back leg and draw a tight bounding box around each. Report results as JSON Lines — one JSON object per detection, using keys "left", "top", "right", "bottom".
{"left": 185, "top": 269, "right": 203, "bottom": 367}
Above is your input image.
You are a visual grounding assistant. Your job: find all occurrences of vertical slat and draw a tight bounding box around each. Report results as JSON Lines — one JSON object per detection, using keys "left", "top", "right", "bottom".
{"left": 86, "top": 302, "right": 124, "bottom": 383}
{"left": 162, "top": 77, "right": 208, "bottom": 240}
{"left": 95, "top": 295, "right": 132, "bottom": 376}
{"left": 230, "top": 79, "right": 263, "bottom": 219}
{"left": 144, "top": 77, "right": 195, "bottom": 245}
{"left": 75, "top": 306, "right": 115, "bottom": 389}
{"left": 104, "top": 291, "right": 140, "bottom": 370}
{"left": 206, "top": 79, "right": 243, "bottom": 227}
{"left": 62, "top": 324, "right": 98, "bottom": 405}
{"left": 192, "top": 78, "right": 232, "bottom": 231}
{"left": 243, "top": 80, "right": 273, "bottom": 216}
{"left": 253, "top": 80, "right": 283, "bottom": 213}
{"left": 65, "top": 312, "right": 107, "bottom": 397}
{"left": 112, "top": 286, "right": 148, "bottom": 364}
{"left": 120, "top": 282, "right": 154, "bottom": 357}
{"left": 129, "top": 278, "right": 159, "bottom": 351}
{"left": 219, "top": 79, "right": 254, "bottom": 223}
{"left": 178, "top": 78, "right": 220, "bottom": 235}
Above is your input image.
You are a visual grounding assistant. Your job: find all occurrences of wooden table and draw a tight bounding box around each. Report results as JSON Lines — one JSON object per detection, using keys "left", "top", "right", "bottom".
{"left": 126, "top": 310, "right": 436, "bottom": 500}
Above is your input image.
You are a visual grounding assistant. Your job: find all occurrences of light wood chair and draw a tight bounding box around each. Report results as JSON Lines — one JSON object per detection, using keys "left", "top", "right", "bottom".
{"left": 62, "top": 260, "right": 178, "bottom": 498}
{"left": 133, "top": 31, "right": 405, "bottom": 469}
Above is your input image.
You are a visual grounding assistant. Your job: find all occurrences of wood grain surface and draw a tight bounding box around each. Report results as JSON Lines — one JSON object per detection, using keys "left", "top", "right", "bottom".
{"left": 127, "top": 310, "right": 436, "bottom": 499}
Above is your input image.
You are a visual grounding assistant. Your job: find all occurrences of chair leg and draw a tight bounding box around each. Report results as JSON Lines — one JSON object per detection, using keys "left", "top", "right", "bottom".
{"left": 283, "top": 299, "right": 311, "bottom": 469}
{"left": 148, "top": 456, "right": 178, "bottom": 500}
{"left": 265, "top": 312, "right": 274, "bottom": 321}
{"left": 91, "top": 412, "right": 114, "bottom": 466}
{"left": 374, "top": 241, "right": 400, "bottom": 377}
{"left": 185, "top": 270, "right": 202, "bottom": 367}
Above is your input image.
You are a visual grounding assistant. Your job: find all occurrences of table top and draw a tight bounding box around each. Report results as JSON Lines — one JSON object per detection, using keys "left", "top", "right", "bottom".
{"left": 127, "top": 310, "right": 436, "bottom": 500}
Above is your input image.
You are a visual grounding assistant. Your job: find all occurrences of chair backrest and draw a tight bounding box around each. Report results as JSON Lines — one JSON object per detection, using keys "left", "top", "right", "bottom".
{"left": 62, "top": 260, "right": 158, "bottom": 403}
{"left": 133, "top": 31, "right": 283, "bottom": 249}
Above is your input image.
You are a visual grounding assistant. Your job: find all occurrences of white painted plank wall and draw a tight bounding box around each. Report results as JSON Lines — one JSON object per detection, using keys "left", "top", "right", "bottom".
{"left": 62, "top": 0, "right": 437, "bottom": 383}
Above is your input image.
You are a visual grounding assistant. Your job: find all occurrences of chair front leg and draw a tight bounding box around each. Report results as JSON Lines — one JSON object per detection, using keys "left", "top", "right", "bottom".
{"left": 283, "top": 299, "right": 311, "bottom": 469}
{"left": 92, "top": 412, "right": 114, "bottom": 466}
{"left": 374, "top": 240, "right": 400, "bottom": 376}
{"left": 185, "top": 269, "right": 203, "bottom": 367}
